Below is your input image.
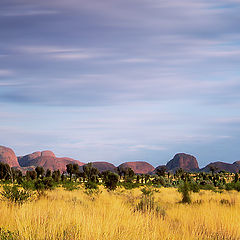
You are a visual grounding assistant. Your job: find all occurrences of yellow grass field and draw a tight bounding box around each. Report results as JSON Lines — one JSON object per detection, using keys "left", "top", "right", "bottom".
{"left": 0, "top": 187, "right": 240, "bottom": 240}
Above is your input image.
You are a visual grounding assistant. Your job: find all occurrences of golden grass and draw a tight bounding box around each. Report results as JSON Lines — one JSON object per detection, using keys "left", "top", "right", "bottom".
{"left": 0, "top": 187, "right": 240, "bottom": 240}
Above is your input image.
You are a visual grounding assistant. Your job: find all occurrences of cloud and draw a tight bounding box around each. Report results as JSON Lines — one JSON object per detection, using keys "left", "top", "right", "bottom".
{"left": 0, "top": 69, "right": 14, "bottom": 76}
{"left": 0, "top": 3, "right": 58, "bottom": 17}
{"left": 1, "top": 9, "right": 58, "bottom": 17}
{"left": 0, "top": 0, "right": 240, "bottom": 165}
{"left": 15, "top": 45, "right": 110, "bottom": 61}
{"left": 119, "top": 58, "right": 154, "bottom": 63}
{"left": 128, "top": 145, "right": 167, "bottom": 151}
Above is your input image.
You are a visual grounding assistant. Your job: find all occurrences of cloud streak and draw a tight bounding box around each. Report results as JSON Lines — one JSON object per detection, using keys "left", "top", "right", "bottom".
{"left": 0, "top": 0, "right": 240, "bottom": 165}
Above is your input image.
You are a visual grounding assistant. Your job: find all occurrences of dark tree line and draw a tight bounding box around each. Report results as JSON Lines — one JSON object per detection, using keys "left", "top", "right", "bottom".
{"left": 1, "top": 161, "right": 240, "bottom": 193}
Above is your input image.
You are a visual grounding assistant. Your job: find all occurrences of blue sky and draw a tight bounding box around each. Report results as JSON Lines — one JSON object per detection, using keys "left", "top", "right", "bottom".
{"left": 0, "top": 0, "right": 240, "bottom": 167}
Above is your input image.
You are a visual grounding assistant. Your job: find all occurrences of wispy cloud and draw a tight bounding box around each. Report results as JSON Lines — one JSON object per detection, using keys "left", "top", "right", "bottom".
{"left": 129, "top": 145, "right": 166, "bottom": 151}
{"left": 15, "top": 45, "right": 109, "bottom": 61}
{"left": 0, "top": 69, "right": 14, "bottom": 76}
{"left": 1, "top": 9, "right": 58, "bottom": 17}
{"left": 1, "top": 0, "right": 240, "bottom": 165}
{"left": 0, "top": 4, "right": 58, "bottom": 17}
{"left": 119, "top": 58, "right": 154, "bottom": 63}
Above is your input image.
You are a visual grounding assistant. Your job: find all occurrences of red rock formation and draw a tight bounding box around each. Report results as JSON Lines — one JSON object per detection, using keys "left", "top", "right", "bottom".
{"left": 201, "top": 161, "right": 240, "bottom": 173}
{"left": 80, "top": 162, "right": 117, "bottom": 173}
{"left": 118, "top": 161, "right": 155, "bottom": 174}
{"left": 166, "top": 153, "right": 199, "bottom": 172}
{"left": 18, "top": 150, "right": 84, "bottom": 172}
{"left": 0, "top": 145, "right": 20, "bottom": 167}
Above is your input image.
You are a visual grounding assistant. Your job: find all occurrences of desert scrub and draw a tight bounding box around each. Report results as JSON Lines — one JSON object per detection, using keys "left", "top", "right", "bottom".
{"left": 0, "top": 228, "right": 19, "bottom": 240}
{"left": 62, "top": 181, "right": 80, "bottom": 191}
{"left": 0, "top": 185, "right": 33, "bottom": 205}
{"left": 135, "top": 187, "right": 166, "bottom": 217}
{"left": 0, "top": 187, "right": 239, "bottom": 240}
{"left": 178, "top": 181, "right": 191, "bottom": 203}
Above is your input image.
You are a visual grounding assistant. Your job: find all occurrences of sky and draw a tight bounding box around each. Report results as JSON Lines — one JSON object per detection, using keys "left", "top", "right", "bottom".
{"left": 0, "top": 0, "right": 240, "bottom": 167}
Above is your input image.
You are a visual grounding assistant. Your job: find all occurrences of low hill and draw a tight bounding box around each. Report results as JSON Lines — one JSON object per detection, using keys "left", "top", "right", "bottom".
{"left": 165, "top": 153, "right": 199, "bottom": 172}
{"left": 18, "top": 150, "right": 84, "bottom": 172}
{"left": 80, "top": 162, "right": 117, "bottom": 173}
{"left": 201, "top": 161, "right": 240, "bottom": 173}
{"left": 0, "top": 145, "right": 20, "bottom": 167}
{"left": 118, "top": 161, "right": 155, "bottom": 174}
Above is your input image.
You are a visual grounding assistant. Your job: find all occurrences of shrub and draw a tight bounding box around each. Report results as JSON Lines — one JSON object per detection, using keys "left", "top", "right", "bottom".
{"left": 84, "top": 181, "right": 98, "bottom": 190}
{"left": 0, "top": 185, "right": 32, "bottom": 205}
{"left": 84, "top": 181, "right": 100, "bottom": 198}
{"left": 34, "top": 177, "right": 55, "bottom": 196}
{"left": 199, "top": 184, "right": 215, "bottom": 191}
{"left": 103, "top": 172, "right": 119, "bottom": 191}
{"left": 189, "top": 182, "right": 200, "bottom": 193}
{"left": 120, "top": 182, "right": 140, "bottom": 190}
{"left": 0, "top": 228, "right": 19, "bottom": 240}
{"left": 178, "top": 181, "right": 191, "bottom": 204}
{"left": 135, "top": 187, "right": 166, "bottom": 218}
{"left": 225, "top": 182, "right": 240, "bottom": 192}
{"left": 62, "top": 181, "right": 79, "bottom": 191}
{"left": 21, "top": 180, "right": 35, "bottom": 191}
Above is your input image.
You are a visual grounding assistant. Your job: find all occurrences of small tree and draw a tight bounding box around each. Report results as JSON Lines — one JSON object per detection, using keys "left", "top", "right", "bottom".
{"left": 12, "top": 169, "right": 23, "bottom": 183}
{"left": 102, "top": 171, "right": 119, "bottom": 191}
{"left": 136, "top": 175, "right": 140, "bottom": 183}
{"left": 73, "top": 164, "right": 79, "bottom": 180}
{"left": 156, "top": 166, "right": 166, "bottom": 177}
{"left": 66, "top": 164, "right": 74, "bottom": 181}
{"left": 61, "top": 173, "right": 66, "bottom": 182}
{"left": 175, "top": 168, "right": 185, "bottom": 180}
{"left": 234, "top": 173, "right": 239, "bottom": 183}
{"left": 0, "top": 163, "right": 12, "bottom": 181}
{"left": 26, "top": 170, "right": 37, "bottom": 181}
{"left": 34, "top": 177, "right": 54, "bottom": 196}
{"left": 122, "top": 168, "right": 135, "bottom": 183}
{"left": 178, "top": 181, "right": 191, "bottom": 204}
{"left": 45, "top": 169, "right": 52, "bottom": 178}
{"left": 83, "top": 163, "right": 99, "bottom": 183}
{"left": 209, "top": 166, "right": 218, "bottom": 176}
{"left": 144, "top": 174, "right": 150, "bottom": 184}
{"left": 35, "top": 166, "right": 45, "bottom": 179}
{"left": 52, "top": 170, "right": 61, "bottom": 182}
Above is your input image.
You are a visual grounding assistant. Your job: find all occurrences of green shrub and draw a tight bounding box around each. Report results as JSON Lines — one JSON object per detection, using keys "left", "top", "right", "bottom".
{"left": 102, "top": 172, "right": 119, "bottom": 191}
{"left": 199, "top": 184, "right": 215, "bottom": 191}
{"left": 0, "top": 185, "right": 32, "bottom": 205}
{"left": 189, "top": 182, "right": 200, "bottom": 193}
{"left": 178, "top": 181, "right": 191, "bottom": 204}
{"left": 21, "top": 180, "right": 35, "bottom": 191}
{"left": 84, "top": 181, "right": 98, "bottom": 190}
{"left": 225, "top": 183, "right": 234, "bottom": 191}
{"left": 225, "top": 182, "right": 240, "bottom": 192}
{"left": 34, "top": 177, "right": 55, "bottom": 196}
{"left": 0, "top": 228, "right": 19, "bottom": 240}
{"left": 120, "top": 182, "right": 140, "bottom": 190}
{"left": 62, "top": 181, "right": 80, "bottom": 191}
{"left": 84, "top": 181, "right": 100, "bottom": 197}
{"left": 135, "top": 187, "right": 166, "bottom": 218}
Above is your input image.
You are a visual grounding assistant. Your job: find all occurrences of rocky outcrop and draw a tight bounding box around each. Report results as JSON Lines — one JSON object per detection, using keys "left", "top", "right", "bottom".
{"left": 201, "top": 161, "right": 240, "bottom": 173}
{"left": 0, "top": 145, "right": 20, "bottom": 167}
{"left": 92, "top": 162, "right": 117, "bottom": 172}
{"left": 166, "top": 153, "right": 199, "bottom": 172}
{"left": 80, "top": 162, "right": 117, "bottom": 173}
{"left": 118, "top": 161, "right": 155, "bottom": 174}
{"left": 18, "top": 150, "right": 84, "bottom": 172}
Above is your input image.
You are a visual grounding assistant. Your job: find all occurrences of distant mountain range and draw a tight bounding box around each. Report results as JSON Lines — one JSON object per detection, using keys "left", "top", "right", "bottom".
{"left": 1, "top": 145, "right": 240, "bottom": 173}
